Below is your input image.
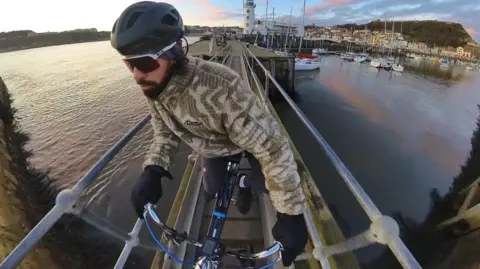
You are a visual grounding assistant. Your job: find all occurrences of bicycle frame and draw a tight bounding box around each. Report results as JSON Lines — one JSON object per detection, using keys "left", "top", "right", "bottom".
{"left": 196, "top": 154, "right": 243, "bottom": 268}
{"left": 144, "top": 152, "right": 283, "bottom": 269}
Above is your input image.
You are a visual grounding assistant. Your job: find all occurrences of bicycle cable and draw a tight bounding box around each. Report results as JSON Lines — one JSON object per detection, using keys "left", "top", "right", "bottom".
{"left": 143, "top": 213, "right": 195, "bottom": 265}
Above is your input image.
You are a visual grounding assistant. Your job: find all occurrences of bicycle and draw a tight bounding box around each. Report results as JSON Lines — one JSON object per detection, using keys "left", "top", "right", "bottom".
{"left": 143, "top": 153, "right": 284, "bottom": 269}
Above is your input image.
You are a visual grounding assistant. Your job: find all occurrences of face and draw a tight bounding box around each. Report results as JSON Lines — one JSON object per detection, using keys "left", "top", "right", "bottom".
{"left": 127, "top": 58, "right": 172, "bottom": 92}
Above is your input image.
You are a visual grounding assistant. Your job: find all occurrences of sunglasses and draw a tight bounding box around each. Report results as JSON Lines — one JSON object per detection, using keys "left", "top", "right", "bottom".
{"left": 123, "top": 41, "right": 177, "bottom": 73}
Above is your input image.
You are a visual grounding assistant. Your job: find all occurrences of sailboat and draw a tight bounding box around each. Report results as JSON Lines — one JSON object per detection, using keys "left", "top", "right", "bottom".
{"left": 390, "top": 18, "right": 404, "bottom": 72}
{"left": 354, "top": 24, "right": 369, "bottom": 63}
{"left": 295, "top": 0, "right": 320, "bottom": 71}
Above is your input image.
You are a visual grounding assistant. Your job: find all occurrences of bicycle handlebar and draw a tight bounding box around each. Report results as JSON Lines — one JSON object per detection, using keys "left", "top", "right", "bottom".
{"left": 144, "top": 203, "right": 283, "bottom": 260}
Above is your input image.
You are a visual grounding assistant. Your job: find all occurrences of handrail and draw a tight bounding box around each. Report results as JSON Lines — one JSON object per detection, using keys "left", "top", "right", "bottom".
{"left": 240, "top": 43, "right": 422, "bottom": 269}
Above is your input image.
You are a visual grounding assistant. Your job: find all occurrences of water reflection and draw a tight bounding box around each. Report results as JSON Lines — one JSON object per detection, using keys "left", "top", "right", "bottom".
{"left": 403, "top": 59, "right": 468, "bottom": 84}
{"left": 371, "top": 107, "right": 480, "bottom": 269}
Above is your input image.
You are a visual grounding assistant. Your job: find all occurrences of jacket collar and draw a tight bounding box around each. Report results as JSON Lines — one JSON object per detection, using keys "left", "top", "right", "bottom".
{"left": 158, "top": 55, "right": 197, "bottom": 103}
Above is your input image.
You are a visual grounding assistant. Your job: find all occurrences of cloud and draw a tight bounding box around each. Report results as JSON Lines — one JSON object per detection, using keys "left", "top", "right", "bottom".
{"left": 460, "top": 3, "right": 480, "bottom": 12}
{"left": 190, "top": 0, "right": 243, "bottom": 21}
{"left": 387, "top": 4, "right": 422, "bottom": 12}
{"left": 392, "top": 12, "right": 451, "bottom": 21}
{"left": 305, "top": 0, "right": 355, "bottom": 15}
{"left": 350, "top": 0, "right": 384, "bottom": 10}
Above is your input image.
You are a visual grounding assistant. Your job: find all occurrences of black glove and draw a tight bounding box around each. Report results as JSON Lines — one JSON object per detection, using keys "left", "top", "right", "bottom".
{"left": 130, "top": 165, "right": 172, "bottom": 219}
{"left": 272, "top": 212, "right": 308, "bottom": 266}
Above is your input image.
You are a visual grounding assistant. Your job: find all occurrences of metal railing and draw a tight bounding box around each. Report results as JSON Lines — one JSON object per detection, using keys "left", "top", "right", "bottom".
{"left": 241, "top": 43, "right": 422, "bottom": 269}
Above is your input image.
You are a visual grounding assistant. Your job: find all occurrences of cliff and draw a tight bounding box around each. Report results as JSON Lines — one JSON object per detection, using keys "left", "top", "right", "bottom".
{"left": 0, "top": 30, "right": 110, "bottom": 53}
{"left": 0, "top": 77, "right": 148, "bottom": 268}
{"left": 0, "top": 78, "right": 58, "bottom": 268}
{"left": 336, "top": 20, "right": 475, "bottom": 48}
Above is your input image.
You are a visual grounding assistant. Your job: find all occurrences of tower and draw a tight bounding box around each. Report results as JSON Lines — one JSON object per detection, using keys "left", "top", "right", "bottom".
{"left": 243, "top": 0, "right": 255, "bottom": 34}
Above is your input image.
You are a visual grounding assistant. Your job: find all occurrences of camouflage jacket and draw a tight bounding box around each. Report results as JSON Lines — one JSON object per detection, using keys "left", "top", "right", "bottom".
{"left": 143, "top": 55, "right": 305, "bottom": 215}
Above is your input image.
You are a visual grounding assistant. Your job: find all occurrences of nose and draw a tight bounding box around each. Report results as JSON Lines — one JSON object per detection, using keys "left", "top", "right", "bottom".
{"left": 133, "top": 67, "right": 147, "bottom": 82}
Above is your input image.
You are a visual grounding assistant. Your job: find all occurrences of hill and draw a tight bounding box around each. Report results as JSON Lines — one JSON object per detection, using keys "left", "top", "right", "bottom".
{"left": 0, "top": 29, "right": 110, "bottom": 52}
{"left": 335, "top": 20, "right": 475, "bottom": 48}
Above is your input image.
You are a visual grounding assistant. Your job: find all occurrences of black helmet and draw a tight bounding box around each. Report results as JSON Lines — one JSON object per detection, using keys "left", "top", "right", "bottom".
{"left": 110, "top": 1, "right": 184, "bottom": 56}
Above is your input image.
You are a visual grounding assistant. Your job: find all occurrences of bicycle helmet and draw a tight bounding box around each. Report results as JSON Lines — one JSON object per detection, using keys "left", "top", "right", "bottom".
{"left": 110, "top": 1, "right": 184, "bottom": 56}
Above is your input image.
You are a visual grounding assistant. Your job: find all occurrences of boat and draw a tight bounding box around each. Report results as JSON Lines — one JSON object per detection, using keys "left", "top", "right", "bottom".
{"left": 297, "top": 52, "right": 318, "bottom": 59}
{"left": 466, "top": 66, "right": 473, "bottom": 71}
{"left": 392, "top": 63, "right": 404, "bottom": 72}
{"left": 313, "top": 48, "right": 328, "bottom": 54}
{"left": 295, "top": 58, "right": 321, "bottom": 71}
{"left": 370, "top": 58, "right": 381, "bottom": 68}
{"left": 383, "top": 61, "right": 392, "bottom": 71}
{"left": 274, "top": 50, "right": 290, "bottom": 56}
{"left": 354, "top": 53, "right": 369, "bottom": 63}
{"left": 354, "top": 55, "right": 367, "bottom": 63}
{"left": 340, "top": 52, "right": 356, "bottom": 61}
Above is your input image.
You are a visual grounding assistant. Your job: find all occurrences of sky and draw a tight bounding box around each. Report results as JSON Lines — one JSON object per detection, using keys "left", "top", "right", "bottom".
{"left": 0, "top": 0, "right": 479, "bottom": 42}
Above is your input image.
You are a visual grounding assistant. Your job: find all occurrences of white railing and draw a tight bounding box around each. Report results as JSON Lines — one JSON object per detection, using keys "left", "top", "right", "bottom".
{"left": 241, "top": 43, "right": 422, "bottom": 269}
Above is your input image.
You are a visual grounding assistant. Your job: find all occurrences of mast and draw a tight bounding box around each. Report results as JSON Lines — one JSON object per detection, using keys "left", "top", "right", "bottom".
{"left": 389, "top": 17, "right": 394, "bottom": 57}
{"left": 265, "top": 0, "right": 269, "bottom": 48}
{"left": 271, "top": 7, "right": 275, "bottom": 48}
{"left": 285, "top": 7, "right": 292, "bottom": 52}
{"left": 298, "top": 0, "right": 306, "bottom": 53}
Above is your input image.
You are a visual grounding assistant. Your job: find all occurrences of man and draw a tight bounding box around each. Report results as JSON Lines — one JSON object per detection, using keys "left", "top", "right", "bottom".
{"left": 110, "top": 1, "right": 308, "bottom": 266}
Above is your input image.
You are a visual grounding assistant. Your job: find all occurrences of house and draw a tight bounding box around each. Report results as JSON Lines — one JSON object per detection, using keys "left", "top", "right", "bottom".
{"left": 456, "top": 47, "right": 464, "bottom": 55}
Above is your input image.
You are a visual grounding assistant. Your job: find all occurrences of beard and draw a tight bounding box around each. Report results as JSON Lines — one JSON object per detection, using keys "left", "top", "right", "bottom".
{"left": 138, "top": 79, "right": 165, "bottom": 99}
{"left": 138, "top": 63, "right": 175, "bottom": 100}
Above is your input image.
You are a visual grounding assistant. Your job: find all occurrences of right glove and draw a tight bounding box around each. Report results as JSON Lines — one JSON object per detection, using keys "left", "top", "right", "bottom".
{"left": 130, "top": 165, "right": 172, "bottom": 219}
{"left": 272, "top": 212, "right": 308, "bottom": 266}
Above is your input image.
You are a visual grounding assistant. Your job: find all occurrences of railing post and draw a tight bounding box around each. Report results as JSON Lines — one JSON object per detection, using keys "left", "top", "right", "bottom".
{"left": 113, "top": 219, "right": 143, "bottom": 269}
{"left": 264, "top": 72, "right": 270, "bottom": 101}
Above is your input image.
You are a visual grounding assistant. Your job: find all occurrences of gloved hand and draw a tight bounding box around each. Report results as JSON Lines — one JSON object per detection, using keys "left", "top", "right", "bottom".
{"left": 272, "top": 212, "right": 308, "bottom": 266}
{"left": 130, "top": 165, "right": 172, "bottom": 219}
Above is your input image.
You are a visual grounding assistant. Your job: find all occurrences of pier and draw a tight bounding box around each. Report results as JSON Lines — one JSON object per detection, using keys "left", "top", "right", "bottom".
{"left": 188, "top": 39, "right": 296, "bottom": 102}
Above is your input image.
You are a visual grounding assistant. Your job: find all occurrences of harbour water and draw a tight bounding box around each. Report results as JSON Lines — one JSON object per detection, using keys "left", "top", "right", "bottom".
{"left": 1, "top": 42, "right": 479, "bottom": 267}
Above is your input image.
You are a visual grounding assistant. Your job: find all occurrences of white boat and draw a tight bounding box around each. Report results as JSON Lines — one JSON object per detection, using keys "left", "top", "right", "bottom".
{"left": 340, "top": 52, "right": 356, "bottom": 61}
{"left": 313, "top": 48, "right": 328, "bottom": 54}
{"left": 274, "top": 50, "right": 290, "bottom": 56}
{"left": 370, "top": 59, "right": 381, "bottom": 68}
{"left": 392, "top": 63, "right": 404, "bottom": 72}
{"left": 354, "top": 56, "right": 368, "bottom": 63}
{"left": 295, "top": 58, "right": 321, "bottom": 71}
{"left": 466, "top": 66, "right": 473, "bottom": 71}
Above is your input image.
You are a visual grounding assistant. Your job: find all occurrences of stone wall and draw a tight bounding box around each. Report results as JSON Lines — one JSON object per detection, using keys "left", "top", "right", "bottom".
{"left": 0, "top": 77, "right": 58, "bottom": 268}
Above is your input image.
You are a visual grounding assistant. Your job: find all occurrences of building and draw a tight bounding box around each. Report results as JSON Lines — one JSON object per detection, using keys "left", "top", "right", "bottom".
{"left": 243, "top": 0, "right": 302, "bottom": 36}
{"left": 243, "top": 0, "right": 256, "bottom": 34}
{"left": 456, "top": 46, "right": 464, "bottom": 55}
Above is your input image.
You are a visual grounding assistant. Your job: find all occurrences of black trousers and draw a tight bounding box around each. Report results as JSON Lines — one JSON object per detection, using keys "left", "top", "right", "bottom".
{"left": 201, "top": 152, "right": 268, "bottom": 197}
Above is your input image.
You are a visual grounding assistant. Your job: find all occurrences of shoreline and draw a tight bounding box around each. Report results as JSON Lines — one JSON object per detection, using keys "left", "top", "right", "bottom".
{"left": 0, "top": 34, "right": 204, "bottom": 54}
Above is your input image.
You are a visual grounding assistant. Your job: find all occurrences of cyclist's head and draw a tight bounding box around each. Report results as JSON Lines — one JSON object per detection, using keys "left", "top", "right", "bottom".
{"left": 110, "top": 1, "right": 188, "bottom": 98}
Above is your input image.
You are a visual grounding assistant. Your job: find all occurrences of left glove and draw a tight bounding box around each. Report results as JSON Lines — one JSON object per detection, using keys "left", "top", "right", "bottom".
{"left": 272, "top": 212, "right": 308, "bottom": 266}
{"left": 130, "top": 165, "right": 172, "bottom": 219}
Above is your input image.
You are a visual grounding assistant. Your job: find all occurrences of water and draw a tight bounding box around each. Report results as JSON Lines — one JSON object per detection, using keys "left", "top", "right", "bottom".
{"left": 1, "top": 43, "right": 479, "bottom": 267}
{"left": 281, "top": 56, "right": 480, "bottom": 265}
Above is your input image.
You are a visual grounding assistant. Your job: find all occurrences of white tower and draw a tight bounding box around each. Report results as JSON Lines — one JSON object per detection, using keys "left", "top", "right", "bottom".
{"left": 243, "top": 0, "right": 255, "bottom": 34}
